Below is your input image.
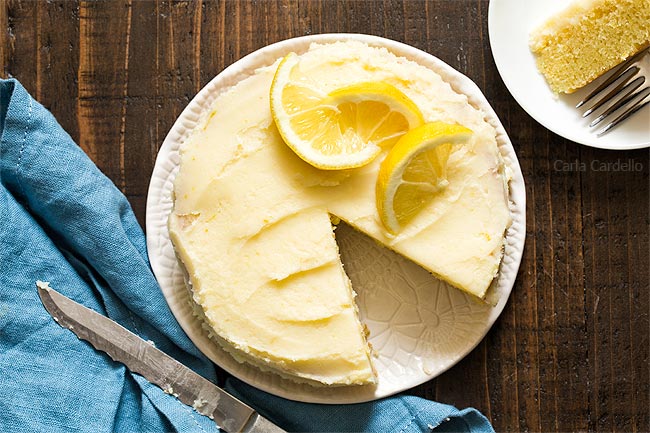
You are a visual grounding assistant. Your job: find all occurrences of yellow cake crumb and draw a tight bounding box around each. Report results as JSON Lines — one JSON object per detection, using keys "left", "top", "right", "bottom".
{"left": 530, "top": 0, "right": 650, "bottom": 94}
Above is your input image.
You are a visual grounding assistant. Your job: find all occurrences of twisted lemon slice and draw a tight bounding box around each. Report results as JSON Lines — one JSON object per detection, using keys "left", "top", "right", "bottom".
{"left": 376, "top": 122, "right": 473, "bottom": 234}
{"left": 270, "top": 52, "right": 423, "bottom": 170}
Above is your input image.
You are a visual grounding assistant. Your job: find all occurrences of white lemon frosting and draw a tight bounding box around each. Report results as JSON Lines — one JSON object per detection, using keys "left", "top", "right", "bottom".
{"left": 169, "top": 41, "right": 511, "bottom": 386}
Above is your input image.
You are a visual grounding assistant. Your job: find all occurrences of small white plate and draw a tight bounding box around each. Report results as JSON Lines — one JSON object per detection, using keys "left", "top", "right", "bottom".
{"left": 488, "top": 0, "right": 650, "bottom": 149}
{"left": 146, "top": 34, "right": 526, "bottom": 404}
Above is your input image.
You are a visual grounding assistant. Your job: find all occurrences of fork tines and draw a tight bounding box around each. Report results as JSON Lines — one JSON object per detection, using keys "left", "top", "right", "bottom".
{"left": 576, "top": 47, "right": 650, "bottom": 136}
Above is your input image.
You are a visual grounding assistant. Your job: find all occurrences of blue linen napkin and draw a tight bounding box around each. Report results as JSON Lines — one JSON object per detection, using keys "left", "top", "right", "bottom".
{"left": 0, "top": 78, "right": 495, "bottom": 433}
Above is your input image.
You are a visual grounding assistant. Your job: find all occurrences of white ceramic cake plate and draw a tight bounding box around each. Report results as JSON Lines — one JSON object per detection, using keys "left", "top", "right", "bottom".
{"left": 146, "top": 34, "right": 526, "bottom": 404}
{"left": 489, "top": 0, "right": 650, "bottom": 150}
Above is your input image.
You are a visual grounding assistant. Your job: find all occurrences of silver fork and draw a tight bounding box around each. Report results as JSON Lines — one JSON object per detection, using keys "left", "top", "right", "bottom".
{"left": 576, "top": 46, "right": 650, "bottom": 136}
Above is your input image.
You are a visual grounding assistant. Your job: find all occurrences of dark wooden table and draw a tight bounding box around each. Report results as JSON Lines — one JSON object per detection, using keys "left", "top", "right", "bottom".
{"left": 2, "top": 1, "right": 648, "bottom": 431}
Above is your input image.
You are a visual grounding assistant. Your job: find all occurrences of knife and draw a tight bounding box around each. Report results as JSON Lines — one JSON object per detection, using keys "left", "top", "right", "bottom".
{"left": 36, "top": 281, "right": 287, "bottom": 433}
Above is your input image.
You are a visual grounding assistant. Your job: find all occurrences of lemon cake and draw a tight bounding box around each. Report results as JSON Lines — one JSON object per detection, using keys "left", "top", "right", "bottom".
{"left": 529, "top": 0, "right": 650, "bottom": 94}
{"left": 168, "top": 41, "right": 512, "bottom": 386}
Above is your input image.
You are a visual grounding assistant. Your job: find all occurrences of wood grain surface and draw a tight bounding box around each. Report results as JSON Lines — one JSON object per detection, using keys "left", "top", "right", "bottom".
{"left": 2, "top": 1, "right": 648, "bottom": 431}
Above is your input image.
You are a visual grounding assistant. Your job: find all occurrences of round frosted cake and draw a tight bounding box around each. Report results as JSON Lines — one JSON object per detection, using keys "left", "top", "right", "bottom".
{"left": 168, "top": 41, "right": 511, "bottom": 386}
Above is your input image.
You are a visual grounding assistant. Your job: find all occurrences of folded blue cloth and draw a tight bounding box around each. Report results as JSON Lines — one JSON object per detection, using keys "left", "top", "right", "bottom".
{"left": 0, "top": 78, "right": 495, "bottom": 433}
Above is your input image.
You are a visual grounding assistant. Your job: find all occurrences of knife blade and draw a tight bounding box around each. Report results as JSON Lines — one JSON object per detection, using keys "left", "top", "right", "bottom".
{"left": 36, "top": 281, "right": 286, "bottom": 433}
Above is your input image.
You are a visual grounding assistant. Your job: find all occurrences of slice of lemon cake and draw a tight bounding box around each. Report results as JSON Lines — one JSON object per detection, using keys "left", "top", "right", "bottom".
{"left": 529, "top": 0, "right": 650, "bottom": 94}
{"left": 168, "top": 41, "right": 511, "bottom": 386}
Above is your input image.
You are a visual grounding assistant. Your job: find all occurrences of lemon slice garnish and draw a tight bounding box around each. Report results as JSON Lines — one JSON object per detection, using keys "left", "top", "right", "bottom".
{"left": 270, "top": 52, "right": 424, "bottom": 170}
{"left": 376, "top": 121, "right": 473, "bottom": 234}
